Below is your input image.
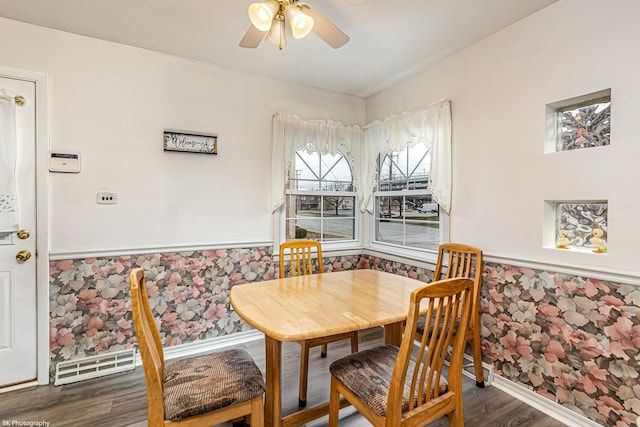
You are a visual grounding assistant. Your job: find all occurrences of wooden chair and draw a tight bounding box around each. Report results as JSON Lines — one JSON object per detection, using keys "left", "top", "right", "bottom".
{"left": 129, "top": 268, "right": 265, "bottom": 427}
{"left": 279, "top": 240, "right": 359, "bottom": 407}
{"left": 417, "top": 243, "right": 485, "bottom": 387}
{"left": 328, "top": 277, "right": 473, "bottom": 427}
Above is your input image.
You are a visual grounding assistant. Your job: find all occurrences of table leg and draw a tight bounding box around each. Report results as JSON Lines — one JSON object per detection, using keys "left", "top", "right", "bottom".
{"left": 384, "top": 321, "right": 403, "bottom": 346}
{"left": 265, "top": 336, "right": 282, "bottom": 427}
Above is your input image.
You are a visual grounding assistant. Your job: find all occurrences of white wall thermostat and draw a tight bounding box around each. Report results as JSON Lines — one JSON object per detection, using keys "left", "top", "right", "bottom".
{"left": 49, "top": 152, "right": 81, "bottom": 173}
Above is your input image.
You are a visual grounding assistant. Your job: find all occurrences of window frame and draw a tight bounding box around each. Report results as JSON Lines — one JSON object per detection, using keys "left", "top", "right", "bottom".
{"left": 370, "top": 148, "right": 447, "bottom": 257}
{"left": 281, "top": 150, "right": 360, "bottom": 249}
{"left": 544, "top": 200, "right": 609, "bottom": 253}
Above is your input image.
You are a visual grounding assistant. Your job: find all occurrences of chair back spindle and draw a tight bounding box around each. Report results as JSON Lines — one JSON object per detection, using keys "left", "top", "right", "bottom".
{"left": 390, "top": 278, "right": 472, "bottom": 424}
{"left": 279, "top": 240, "right": 324, "bottom": 277}
{"left": 434, "top": 243, "right": 482, "bottom": 327}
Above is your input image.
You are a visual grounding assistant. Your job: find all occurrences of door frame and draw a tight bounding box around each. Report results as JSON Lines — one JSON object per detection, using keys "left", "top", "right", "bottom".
{"left": 0, "top": 65, "right": 50, "bottom": 385}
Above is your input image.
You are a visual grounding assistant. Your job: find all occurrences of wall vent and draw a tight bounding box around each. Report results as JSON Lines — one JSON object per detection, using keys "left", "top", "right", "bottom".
{"left": 54, "top": 348, "right": 136, "bottom": 386}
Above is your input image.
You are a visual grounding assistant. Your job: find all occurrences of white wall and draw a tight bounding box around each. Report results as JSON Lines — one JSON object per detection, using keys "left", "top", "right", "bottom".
{"left": 0, "top": 17, "right": 366, "bottom": 253}
{"left": 3, "top": 1, "right": 638, "bottom": 275}
{"left": 366, "top": 0, "right": 640, "bottom": 276}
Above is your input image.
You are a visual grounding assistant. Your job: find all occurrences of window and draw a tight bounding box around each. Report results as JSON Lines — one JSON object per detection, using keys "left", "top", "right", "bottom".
{"left": 545, "top": 89, "right": 611, "bottom": 153}
{"left": 284, "top": 150, "right": 356, "bottom": 243}
{"left": 373, "top": 144, "right": 440, "bottom": 251}
{"left": 557, "top": 97, "right": 610, "bottom": 151}
{"left": 555, "top": 201, "right": 608, "bottom": 253}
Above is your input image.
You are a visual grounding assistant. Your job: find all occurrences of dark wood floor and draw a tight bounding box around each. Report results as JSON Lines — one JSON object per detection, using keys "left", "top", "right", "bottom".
{"left": 0, "top": 328, "right": 565, "bottom": 426}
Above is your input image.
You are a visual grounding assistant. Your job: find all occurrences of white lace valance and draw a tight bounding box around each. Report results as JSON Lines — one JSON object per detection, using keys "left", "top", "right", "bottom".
{"left": 361, "top": 100, "right": 452, "bottom": 214}
{"left": 271, "top": 112, "right": 365, "bottom": 213}
{"left": 271, "top": 100, "right": 452, "bottom": 215}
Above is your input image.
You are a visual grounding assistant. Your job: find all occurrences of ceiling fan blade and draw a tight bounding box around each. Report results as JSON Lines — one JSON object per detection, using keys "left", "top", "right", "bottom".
{"left": 239, "top": 24, "right": 268, "bottom": 48}
{"left": 302, "top": 4, "right": 350, "bottom": 49}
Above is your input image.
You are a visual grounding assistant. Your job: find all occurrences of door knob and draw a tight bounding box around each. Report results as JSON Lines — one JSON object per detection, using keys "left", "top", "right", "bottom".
{"left": 16, "top": 230, "right": 30, "bottom": 240}
{"left": 16, "top": 250, "right": 32, "bottom": 262}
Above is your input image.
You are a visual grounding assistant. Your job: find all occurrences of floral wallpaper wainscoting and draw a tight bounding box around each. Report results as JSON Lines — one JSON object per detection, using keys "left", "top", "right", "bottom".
{"left": 47, "top": 250, "right": 436, "bottom": 378}
{"left": 49, "top": 247, "right": 639, "bottom": 425}
{"left": 48, "top": 247, "right": 276, "bottom": 377}
{"left": 481, "top": 263, "right": 640, "bottom": 426}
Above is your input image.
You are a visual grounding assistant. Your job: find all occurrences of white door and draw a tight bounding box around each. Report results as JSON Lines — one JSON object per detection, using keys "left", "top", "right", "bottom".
{"left": 0, "top": 76, "right": 37, "bottom": 386}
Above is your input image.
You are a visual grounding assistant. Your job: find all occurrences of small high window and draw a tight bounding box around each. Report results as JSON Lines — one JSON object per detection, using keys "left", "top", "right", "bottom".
{"left": 553, "top": 201, "right": 608, "bottom": 253}
{"left": 546, "top": 89, "right": 611, "bottom": 153}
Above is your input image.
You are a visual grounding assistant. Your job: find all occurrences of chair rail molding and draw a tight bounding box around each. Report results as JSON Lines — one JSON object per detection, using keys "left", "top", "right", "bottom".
{"left": 485, "top": 254, "right": 640, "bottom": 286}
{"left": 48, "top": 240, "right": 275, "bottom": 260}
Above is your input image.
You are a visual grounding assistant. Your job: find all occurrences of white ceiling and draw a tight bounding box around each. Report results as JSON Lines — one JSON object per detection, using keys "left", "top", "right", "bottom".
{"left": 0, "top": 0, "right": 557, "bottom": 97}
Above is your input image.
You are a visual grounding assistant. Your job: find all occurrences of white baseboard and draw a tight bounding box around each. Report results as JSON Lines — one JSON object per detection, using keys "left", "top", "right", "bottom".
{"left": 0, "top": 380, "right": 39, "bottom": 395}
{"left": 492, "top": 374, "right": 601, "bottom": 427}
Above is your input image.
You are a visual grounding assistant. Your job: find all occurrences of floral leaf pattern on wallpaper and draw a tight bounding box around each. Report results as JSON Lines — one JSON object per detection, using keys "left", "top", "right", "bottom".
{"left": 48, "top": 251, "right": 434, "bottom": 377}
{"left": 481, "top": 263, "right": 640, "bottom": 426}
{"left": 49, "top": 247, "right": 638, "bottom": 426}
{"left": 49, "top": 248, "right": 276, "bottom": 375}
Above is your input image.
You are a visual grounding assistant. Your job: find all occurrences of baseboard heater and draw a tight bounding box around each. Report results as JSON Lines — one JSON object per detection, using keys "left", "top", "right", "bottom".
{"left": 54, "top": 348, "right": 136, "bottom": 386}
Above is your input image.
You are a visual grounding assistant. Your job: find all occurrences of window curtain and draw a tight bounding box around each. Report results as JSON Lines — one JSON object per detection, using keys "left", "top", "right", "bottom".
{"left": 271, "top": 112, "right": 364, "bottom": 213}
{"left": 0, "top": 89, "right": 19, "bottom": 232}
{"left": 361, "top": 99, "right": 451, "bottom": 214}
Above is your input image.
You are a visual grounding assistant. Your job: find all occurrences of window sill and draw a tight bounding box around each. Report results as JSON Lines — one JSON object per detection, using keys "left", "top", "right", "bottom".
{"left": 365, "top": 243, "right": 439, "bottom": 269}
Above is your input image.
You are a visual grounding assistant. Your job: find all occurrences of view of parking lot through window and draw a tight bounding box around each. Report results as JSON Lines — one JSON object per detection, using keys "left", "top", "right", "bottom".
{"left": 374, "top": 144, "right": 440, "bottom": 250}
{"left": 284, "top": 144, "right": 440, "bottom": 249}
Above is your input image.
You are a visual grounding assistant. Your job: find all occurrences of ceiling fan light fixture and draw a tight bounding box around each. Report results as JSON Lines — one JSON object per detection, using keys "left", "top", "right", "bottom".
{"left": 286, "top": 6, "right": 314, "bottom": 39}
{"left": 248, "top": 0, "right": 279, "bottom": 32}
{"left": 265, "top": 16, "right": 287, "bottom": 50}
{"left": 239, "top": 0, "right": 349, "bottom": 50}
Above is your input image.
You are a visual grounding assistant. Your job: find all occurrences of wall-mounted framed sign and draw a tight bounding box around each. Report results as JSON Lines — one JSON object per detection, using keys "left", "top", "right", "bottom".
{"left": 163, "top": 130, "right": 218, "bottom": 155}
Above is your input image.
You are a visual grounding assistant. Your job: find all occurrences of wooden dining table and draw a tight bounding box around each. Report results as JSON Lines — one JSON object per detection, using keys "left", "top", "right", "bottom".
{"left": 229, "top": 268, "right": 425, "bottom": 427}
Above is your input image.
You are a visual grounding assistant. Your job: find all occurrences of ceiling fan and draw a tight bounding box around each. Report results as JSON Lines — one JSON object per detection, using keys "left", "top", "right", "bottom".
{"left": 239, "top": 0, "right": 350, "bottom": 50}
